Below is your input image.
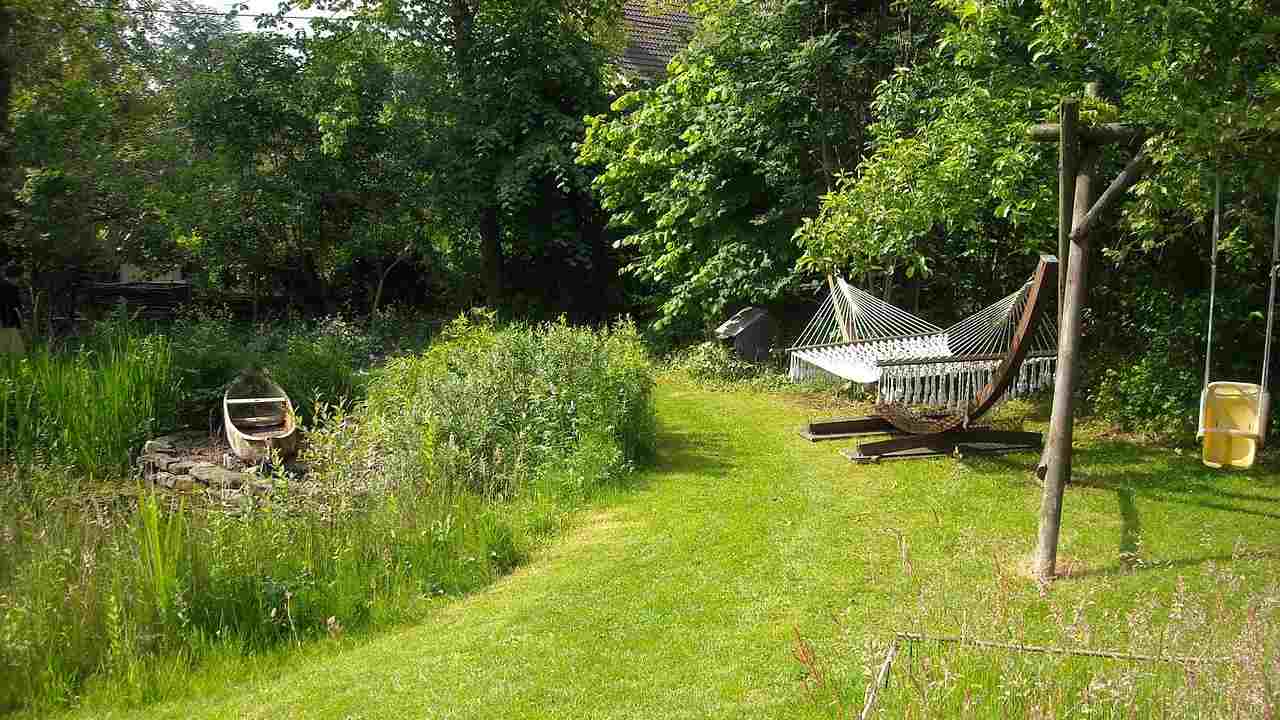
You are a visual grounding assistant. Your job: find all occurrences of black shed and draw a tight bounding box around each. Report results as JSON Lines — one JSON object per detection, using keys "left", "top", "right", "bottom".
{"left": 714, "top": 307, "right": 778, "bottom": 363}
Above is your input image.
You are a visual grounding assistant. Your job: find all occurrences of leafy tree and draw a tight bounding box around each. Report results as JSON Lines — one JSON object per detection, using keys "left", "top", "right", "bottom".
{"left": 579, "top": 0, "right": 934, "bottom": 337}
{"left": 359, "top": 0, "right": 624, "bottom": 314}
{"left": 797, "top": 0, "right": 1280, "bottom": 321}
{"left": 1, "top": 0, "right": 191, "bottom": 327}
{"left": 172, "top": 23, "right": 442, "bottom": 315}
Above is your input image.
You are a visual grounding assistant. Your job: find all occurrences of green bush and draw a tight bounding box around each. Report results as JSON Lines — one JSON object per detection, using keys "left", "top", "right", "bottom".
{"left": 269, "top": 317, "right": 368, "bottom": 423}
{"left": 1087, "top": 286, "right": 1263, "bottom": 440}
{"left": 666, "top": 340, "right": 845, "bottom": 396}
{"left": 167, "top": 312, "right": 371, "bottom": 425}
{"left": 669, "top": 341, "right": 760, "bottom": 384}
{"left": 1091, "top": 353, "right": 1201, "bottom": 439}
{"left": 361, "top": 313, "right": 656, "bottom": 498}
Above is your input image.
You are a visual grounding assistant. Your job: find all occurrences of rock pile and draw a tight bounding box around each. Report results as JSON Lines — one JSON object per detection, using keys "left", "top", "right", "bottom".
{"left": 139, "top": 432, "right": 273, "bottom": 496}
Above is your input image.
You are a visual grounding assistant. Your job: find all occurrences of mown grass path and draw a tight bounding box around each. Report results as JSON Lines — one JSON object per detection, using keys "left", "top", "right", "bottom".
{"left": 102, "top": 380, "right": 1280, "bottom": 719}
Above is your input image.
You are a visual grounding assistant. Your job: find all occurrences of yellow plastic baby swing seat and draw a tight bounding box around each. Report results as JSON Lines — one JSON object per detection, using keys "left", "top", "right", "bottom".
{"left": 1199, "top": 382, "right": 1265, "bottom": 469}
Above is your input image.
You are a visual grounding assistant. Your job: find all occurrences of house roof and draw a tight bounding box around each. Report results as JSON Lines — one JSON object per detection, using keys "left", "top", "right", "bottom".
{"left": 619, "top": 1, "right": 696, "bottom": 79}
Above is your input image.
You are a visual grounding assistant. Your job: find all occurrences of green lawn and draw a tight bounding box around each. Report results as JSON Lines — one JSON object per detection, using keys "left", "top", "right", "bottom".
{"left": 79, "top": 379, "right": 1280, "bottom": 718}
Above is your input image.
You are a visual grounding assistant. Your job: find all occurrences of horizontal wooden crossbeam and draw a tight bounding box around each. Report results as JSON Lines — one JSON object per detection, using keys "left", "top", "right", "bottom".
{"left": 1027, "top": 122, "right": 1147, "bottom": 145}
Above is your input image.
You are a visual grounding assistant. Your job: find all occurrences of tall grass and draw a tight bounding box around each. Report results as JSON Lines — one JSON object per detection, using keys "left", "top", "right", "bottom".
{"left": 0, "top": 315, "right": 655, "bottom": 715}
{"left": 358, "top": 313, "right": 656, "bottom": 499}
{"left": 0, "top": 329, "right": 178, "bottom": 474}
{"left": 792, "top": 538, "right": 1280, "bottom": 718}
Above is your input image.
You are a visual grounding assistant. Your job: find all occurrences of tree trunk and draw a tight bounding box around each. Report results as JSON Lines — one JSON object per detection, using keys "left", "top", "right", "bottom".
{"left": 372, "top": 245, "right": 412, "bottom": 316}
{"left": 480, "top": 206, "right": 503, "bottom": 307}
{"left": 449, "top": 0, "right": 473, "bottom": 61}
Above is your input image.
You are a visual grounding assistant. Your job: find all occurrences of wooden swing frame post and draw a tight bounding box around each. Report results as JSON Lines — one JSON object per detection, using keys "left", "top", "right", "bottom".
{"left": 1027, "top": 87, "right": 1149, "bottom": 581}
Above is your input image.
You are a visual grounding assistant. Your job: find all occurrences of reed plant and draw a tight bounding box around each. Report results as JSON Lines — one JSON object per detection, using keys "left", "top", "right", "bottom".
{"left": 0, "top": 327, "right": 178, "bottom": 475}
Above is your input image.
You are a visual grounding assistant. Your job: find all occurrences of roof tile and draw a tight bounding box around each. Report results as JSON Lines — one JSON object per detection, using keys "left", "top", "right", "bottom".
{"left": 619, "top": 1, "right": 696, "bottom": 78}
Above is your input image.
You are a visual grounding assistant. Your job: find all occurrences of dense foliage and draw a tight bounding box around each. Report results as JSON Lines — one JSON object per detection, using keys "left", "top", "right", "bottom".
{"left": 799, "top": 0, "right": 1280, "bottom": 276}
{"left": 794, "top": 0, "right": 1280, "bottom": 430}
{"left": 579, "top": 0, "right": 936, "bottom": 337}
{"left": 0, "top": 0, "right": 627, "bottom": 324}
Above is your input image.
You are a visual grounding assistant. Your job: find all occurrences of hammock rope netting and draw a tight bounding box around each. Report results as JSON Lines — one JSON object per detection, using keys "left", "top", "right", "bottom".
{"left": 789, "top": 276, "right": 1058, "bottom": 413}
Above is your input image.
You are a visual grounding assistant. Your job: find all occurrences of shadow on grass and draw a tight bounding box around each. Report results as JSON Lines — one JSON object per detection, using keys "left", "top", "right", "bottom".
{"left": 1069, "top": 548, "right": 1280, "bottom": 580}
{"left": 652, "top": 426, "right": 733, "bottom": 477}
{"left": 1116, "top": 486, "right": 1140, "bottom": 558}
{"left": 1078, "top": 458, "right": 1280, "bottom": 577}
{"left": 959, "top": 437, "right": 1280, "bottom": 579}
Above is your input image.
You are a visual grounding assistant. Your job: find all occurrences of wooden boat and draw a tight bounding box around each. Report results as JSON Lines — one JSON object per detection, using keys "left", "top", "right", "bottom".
{"left": 223, "top": 371, "right": 299, "bottom": 462}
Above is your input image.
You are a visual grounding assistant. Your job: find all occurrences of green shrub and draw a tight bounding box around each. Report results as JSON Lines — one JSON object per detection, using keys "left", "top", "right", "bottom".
{"left": 167, "top": 312, "right": 370, "bottom": 425}
{"left": 1086, "top": 286, "right": 1261, "bottom": 440}
{"left": 270, "top": 318, "right": 367, "bottom": 423}
{"left": 669, "top": 341, "right": 761, "bottom": 384}
{"left": 1091, "top": 353, "right": 1201, "bottom": 439}
{"left": 362, "top": 313, "right": 656, "bottom": 499}
{"left": 666, "top": 340, "right": 846, "bottom": 396}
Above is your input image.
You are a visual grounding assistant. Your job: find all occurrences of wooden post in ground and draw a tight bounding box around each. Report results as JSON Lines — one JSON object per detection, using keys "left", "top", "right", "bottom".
{"left": 1057, "top": 99, "right": 1079, "bottom": 319}
{"left": 1027, "top": 85, "right": 1149, "bottom": 581}
{"left": 1038, "top": 97, "right": 1086, "bottom": 481}
{"left": 1034, "top": 143, "right": 1098, "bottom": 579}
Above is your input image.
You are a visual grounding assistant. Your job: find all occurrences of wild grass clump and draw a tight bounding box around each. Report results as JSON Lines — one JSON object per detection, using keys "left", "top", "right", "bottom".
{"left": 0, "top": 326, "right": 178, "bottom": 473}
{"left": 669, "top": 341, "right": 763, "bottom": 384}
{"left": 858, "top": 572, "right": 1280, "bottom": 718}
{"left": 794, "top": 536, "right": 1280, "bottom": 719}
{"left": 668, "top": 340, "right": 849, "bottom": 396}
{"left": 0, "top": 312, "right": 655, "bottom": 715}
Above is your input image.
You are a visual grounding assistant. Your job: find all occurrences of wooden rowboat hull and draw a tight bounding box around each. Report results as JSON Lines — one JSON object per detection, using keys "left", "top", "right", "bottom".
{"left": 223, "top": 373, "right": 299, "bottom": 462}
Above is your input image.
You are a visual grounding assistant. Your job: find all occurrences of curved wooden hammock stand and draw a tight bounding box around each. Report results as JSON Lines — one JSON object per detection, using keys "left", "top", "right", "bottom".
{"left": 803, "top": 255, "right": 1058, "bottom": 461}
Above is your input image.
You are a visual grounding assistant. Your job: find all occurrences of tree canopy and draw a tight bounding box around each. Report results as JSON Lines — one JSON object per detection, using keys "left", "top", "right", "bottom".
{"left": 579, "top": 0, "right": 936, "bottom": 335}
{"left": 5, "top": 0, "right": 1280, "bottom": 428}
{"left": 798, "top": 0, "right": 1280, "bottom": 284}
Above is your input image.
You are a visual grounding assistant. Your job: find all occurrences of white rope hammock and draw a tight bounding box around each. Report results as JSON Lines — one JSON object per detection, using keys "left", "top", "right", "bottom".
{"left": 789, "top": 275, "right": 1058, "bottom": 411}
